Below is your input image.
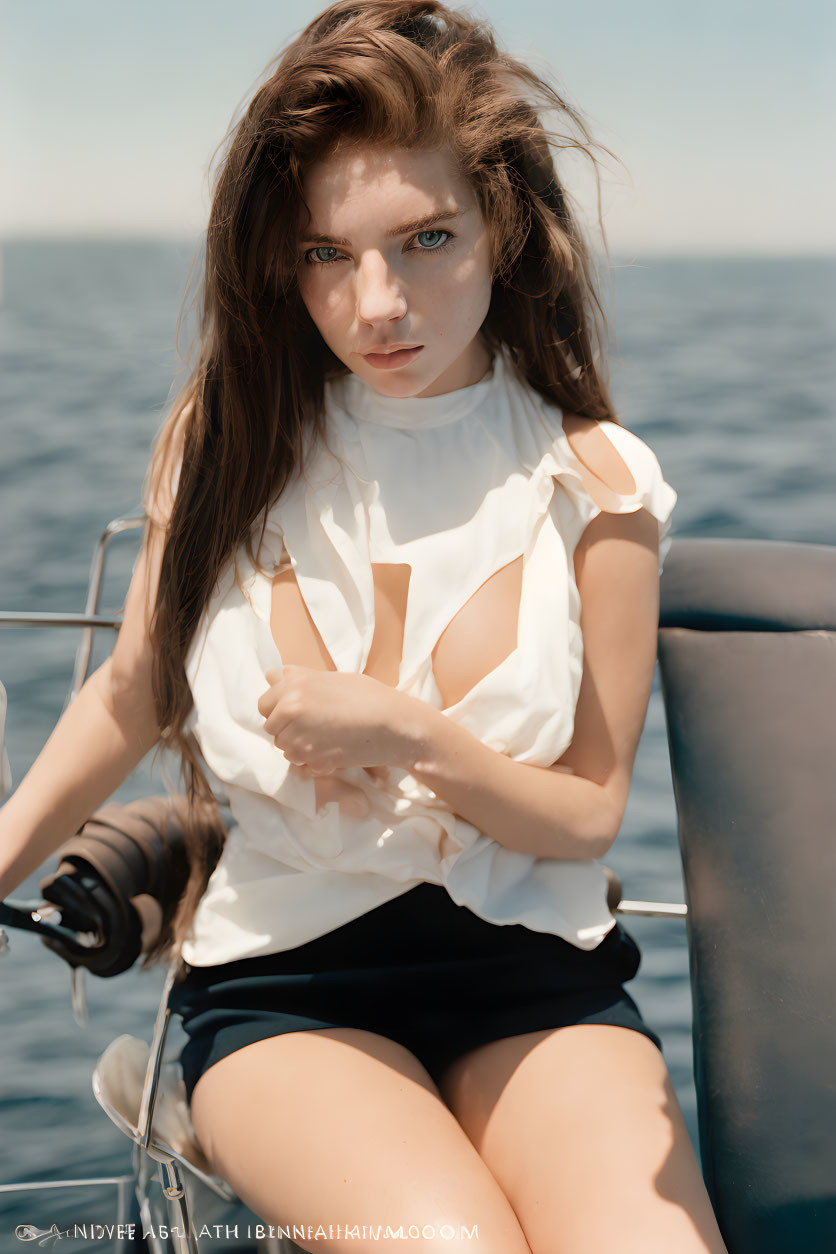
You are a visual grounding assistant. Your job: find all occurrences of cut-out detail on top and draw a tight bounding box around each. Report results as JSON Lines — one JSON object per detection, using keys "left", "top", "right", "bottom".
{"left": 431, "top": 554, "right": 524, "bottom": 711}
{"left": 546, "top": 415, "right": 678, "bottom": 578}
{"left": 365, "top": 563, "right": 411, "bottom": 688}
{"left": 269, "top": 545, "right": 525, "bottom": 713}
{"left": 561, "top": 415, "right": 638, "bottom": 509}
{"left": 270, "top": 560, "right": 338, "bottom": 673}
{"left": 270, "top": 560, "right": 411, "bottom": 687}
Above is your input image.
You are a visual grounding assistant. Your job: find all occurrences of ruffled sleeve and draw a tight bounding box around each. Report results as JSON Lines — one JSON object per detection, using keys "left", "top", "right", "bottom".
{"left": 541, "top": 419, "right": 678, "bottom": 575}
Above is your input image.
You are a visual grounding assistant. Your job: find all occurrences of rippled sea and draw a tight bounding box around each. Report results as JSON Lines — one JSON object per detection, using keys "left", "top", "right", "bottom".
{"left": 0, "top": 241, "right": 834, "bottom": 1245}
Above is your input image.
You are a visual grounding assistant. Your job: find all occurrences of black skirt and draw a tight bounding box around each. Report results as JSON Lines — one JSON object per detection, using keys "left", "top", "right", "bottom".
{"left": 169, "top": 882, "right": 663, "bottom": 1106}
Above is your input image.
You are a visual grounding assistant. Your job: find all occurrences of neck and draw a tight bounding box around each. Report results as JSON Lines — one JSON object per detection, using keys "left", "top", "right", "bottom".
{"left": 329, "top": 344, "right": 503, "bottom": 430}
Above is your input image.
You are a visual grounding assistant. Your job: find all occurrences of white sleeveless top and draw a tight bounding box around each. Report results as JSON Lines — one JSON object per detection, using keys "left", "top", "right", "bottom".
{"left": 178, "top": 348, "right": 678, "bottom": 966}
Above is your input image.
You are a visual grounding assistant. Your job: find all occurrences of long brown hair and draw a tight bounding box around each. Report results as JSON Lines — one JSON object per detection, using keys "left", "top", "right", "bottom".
{"left": 140, "top": 0, "right": 624, "bottom": 969}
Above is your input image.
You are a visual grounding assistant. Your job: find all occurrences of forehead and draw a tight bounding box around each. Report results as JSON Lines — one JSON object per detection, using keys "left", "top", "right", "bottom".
{"left": 300, "top": 144, "right": 474, "bottom": 223}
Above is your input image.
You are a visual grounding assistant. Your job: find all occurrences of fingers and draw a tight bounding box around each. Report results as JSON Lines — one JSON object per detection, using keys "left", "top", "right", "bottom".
{"left": 264, "top": 664, "right": 301, "bottom": 689}
{"left": 296, "top": 763, "right": 334, "bottom": 778}
{"left": 295, "top": 763, "right": 390, "bottom": 781}
{"left": 257, "top": 666, "right": 288, "bottom": 717}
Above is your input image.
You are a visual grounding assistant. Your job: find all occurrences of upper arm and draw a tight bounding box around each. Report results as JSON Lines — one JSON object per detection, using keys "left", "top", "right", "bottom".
{"left": 105, "top": 520, "right": 166, "bottom": 738}
{"left": 549, "top": 416, "right": 662, "bottom": 851}
{"left": 106, "top": 402, "right": 191, "bottom": 734}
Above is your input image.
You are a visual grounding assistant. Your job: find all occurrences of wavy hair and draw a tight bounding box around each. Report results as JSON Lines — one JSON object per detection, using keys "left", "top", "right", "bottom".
{"left": 139, "top": 0, "right": 624, "bottom": 969}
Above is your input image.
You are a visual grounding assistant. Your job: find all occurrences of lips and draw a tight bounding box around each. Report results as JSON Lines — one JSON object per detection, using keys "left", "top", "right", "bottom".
{"left": 361, "top": 343, "right": 421, "bottom": 355}
{"left": 361, "top": 345, "right": 424, "bottom": 370}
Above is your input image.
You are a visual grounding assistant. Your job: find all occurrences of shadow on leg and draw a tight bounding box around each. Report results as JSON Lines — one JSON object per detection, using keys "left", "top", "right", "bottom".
{"left": 438, "top": 1023, "right": 730, "bottom": 1254}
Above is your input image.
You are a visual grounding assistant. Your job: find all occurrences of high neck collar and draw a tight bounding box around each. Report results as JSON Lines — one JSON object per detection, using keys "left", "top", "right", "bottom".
{"left": 327, "top": 350, "right": 503, "bottom": 430}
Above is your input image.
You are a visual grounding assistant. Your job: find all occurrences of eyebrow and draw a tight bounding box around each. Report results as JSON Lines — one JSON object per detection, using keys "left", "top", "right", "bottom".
{"left": 299, "top": 207, "right": 468, "bottom": 247}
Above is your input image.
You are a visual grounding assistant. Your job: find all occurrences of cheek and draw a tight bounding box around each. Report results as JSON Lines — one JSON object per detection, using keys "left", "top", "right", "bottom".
{"left": 443, "top": 249, "right": 493, "bottom": 326}
{"left": 297, "top": 275, "right": 349, "bottom": 336}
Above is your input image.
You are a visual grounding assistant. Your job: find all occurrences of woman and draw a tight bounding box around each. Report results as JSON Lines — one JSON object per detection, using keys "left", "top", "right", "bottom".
{"left": 0, "top": 3, "right": 729, "bottom": 1250}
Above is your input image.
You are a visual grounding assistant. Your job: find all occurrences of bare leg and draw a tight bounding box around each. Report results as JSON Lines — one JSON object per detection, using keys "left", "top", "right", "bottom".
{"left": 190, "top": 1026, "right": 533, "bottom": 1253}
{"left": 438, "top": 1024, "right": 730, "bottom": 1254}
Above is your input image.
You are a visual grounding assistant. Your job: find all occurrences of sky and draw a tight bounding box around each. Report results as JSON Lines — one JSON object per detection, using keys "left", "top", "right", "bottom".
{"left": 1, "top": 0, "right": 834, "bottom": 256}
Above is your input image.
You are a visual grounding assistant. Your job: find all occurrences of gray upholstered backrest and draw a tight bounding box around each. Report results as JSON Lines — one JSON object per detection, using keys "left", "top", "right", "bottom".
{"left": 657, "top": 538, "right": 836, "bottom": 1254}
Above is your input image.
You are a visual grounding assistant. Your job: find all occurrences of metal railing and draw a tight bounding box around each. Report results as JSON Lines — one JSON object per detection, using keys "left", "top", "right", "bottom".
{"left": 0, "top": 514, "right": 145, "bottom": 703}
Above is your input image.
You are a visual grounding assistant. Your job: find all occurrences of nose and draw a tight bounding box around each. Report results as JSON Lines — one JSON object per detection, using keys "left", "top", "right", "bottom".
{"left": 355, "top": 251, "right": 407, "bottom": 326}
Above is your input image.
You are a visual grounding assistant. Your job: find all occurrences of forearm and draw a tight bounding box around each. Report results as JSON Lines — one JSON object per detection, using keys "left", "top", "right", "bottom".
{"left": 396, "top": 698, "right": 617, "bottom": 861}
{"left": 0, "top": 659, "right": 158, "bottom": 899}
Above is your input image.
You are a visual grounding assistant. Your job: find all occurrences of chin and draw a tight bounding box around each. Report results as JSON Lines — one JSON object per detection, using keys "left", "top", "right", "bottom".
{"left": 360, "top": 367, "right": 436, "bottom": 397}
{"left": 371, "top": 376, "right": 429, "bottom": 397}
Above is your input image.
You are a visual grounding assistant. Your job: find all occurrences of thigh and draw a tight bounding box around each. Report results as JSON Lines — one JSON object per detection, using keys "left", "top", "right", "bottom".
{"left": 437, "top": 1024, "right": 729, "bottom": 1254}
{"left": 190, "top": 1026, "right": 533, "bottom": 1254}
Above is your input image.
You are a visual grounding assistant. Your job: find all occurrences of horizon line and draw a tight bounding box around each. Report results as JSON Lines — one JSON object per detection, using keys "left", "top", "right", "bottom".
{"left": 1, "top": 235, "right": 834, "bottom": 263}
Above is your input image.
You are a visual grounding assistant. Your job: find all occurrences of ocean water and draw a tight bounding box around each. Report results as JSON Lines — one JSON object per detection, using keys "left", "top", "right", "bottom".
{"left": 0, "top": 241, "right": 833, "bottom": 1240}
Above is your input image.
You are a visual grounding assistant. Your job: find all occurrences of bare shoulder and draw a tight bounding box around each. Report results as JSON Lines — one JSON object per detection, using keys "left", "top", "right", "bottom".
{"left": 143, "top": 395, "right": 195, "bottom": 530}
{"left": 560, "top": 411, "right": 638, "bottom": 499}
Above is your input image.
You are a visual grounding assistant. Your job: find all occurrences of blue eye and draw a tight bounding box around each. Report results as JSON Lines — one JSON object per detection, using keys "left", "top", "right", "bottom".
{"left": 303, "top": 229, "right": 454, "bottom": 268}
{"left": 414, "top": 230, "right": 450, "bottom": 250}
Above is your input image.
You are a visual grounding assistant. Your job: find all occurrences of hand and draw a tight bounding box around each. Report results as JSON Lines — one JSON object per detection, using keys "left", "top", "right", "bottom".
{"left": 257, "top": 665, "right": 418, "bottom": 776}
